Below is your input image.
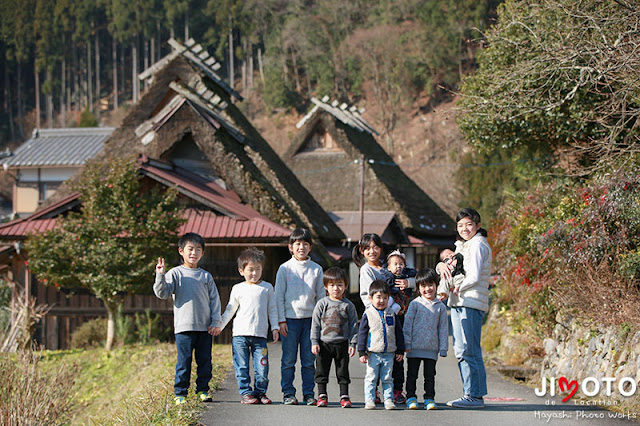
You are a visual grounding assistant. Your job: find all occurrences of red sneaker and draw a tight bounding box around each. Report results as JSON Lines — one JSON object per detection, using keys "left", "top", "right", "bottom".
{"left": 316, "top": 395, "right": 328, "bottom": 407}
{"left": 241, "top": 394, "right": 259, "bottom": 404}
{"left": 259, "top": 395, "right": 272, "bottom": 404}
{"left": 340, "top": 397, "right": 352, "bottom": 408}
{"left": 393, "top": 390, "right": 406, "bottom": 404}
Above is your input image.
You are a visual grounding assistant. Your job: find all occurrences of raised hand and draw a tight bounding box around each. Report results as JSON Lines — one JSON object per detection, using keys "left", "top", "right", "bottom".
{"left": 156, "top": 257, "right": 165, "bottom": 274}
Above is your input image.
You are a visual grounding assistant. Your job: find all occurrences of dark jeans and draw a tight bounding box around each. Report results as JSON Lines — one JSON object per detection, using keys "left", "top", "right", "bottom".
{"left": 315, "top": 340, "right": 350, "bottom": 396}
{"left": 406, "top": 357, "right": 437, "bottom": 400}
{"left": 174, "top": 331, "right": 212, "bottom": 396}
{"left": 392, "top": 314, "right": 405, "bottom": 392}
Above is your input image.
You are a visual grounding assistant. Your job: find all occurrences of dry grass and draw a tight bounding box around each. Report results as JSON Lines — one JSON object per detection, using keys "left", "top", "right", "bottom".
{"left": 0, "top": 350, "right": 77, "bottom": 425}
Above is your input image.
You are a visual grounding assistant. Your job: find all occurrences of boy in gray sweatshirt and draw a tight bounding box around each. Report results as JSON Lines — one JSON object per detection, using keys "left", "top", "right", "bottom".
{"left": 310, "top": 267, "right": 358, "bottom": 408}
{"left": 403, "top": 268, "right": 448, "bottom": 410}
{"left": 154, "top": 233, "right": 222, "bottom": 405}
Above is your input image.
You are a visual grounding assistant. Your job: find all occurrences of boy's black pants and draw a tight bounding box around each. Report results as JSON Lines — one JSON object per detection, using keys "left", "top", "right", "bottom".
{"left": 406, "top": 357, "right": 437, "bottom": 400}
{"left": 315, "top": 340, "right": 350, "bottom": 396}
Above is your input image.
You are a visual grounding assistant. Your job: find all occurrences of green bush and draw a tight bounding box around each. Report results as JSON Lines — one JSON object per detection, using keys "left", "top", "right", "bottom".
{"left": 493, "top": 166, "right": 640, "bottom": 332}
{"left": 70, "top": 318, "right": 107, "bottom": 349}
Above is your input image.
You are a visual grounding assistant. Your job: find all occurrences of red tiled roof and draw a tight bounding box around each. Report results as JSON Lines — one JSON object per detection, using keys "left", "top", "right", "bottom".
{"left": 0, "top": 158, "right": 291, "bottom": 242}
{"left": 0, "top": 209, "right": 289, "bottom": 241}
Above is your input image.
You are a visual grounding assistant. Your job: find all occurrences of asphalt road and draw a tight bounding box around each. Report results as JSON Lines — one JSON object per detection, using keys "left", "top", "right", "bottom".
{"left": 200, "top": 336, "right": 637, "bottom": 426}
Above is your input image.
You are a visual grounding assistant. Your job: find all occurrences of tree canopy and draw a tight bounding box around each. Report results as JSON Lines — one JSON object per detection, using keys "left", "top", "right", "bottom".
{"left": 458, "top": 0, "right": 640, "bottom": 174}
{"left": 26, "top": 156, "right": 184, "bottom": 350}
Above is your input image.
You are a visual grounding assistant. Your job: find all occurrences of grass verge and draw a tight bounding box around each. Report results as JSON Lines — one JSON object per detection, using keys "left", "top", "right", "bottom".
{"left": 38, "top": 343, "right": 232, "bottom": 425}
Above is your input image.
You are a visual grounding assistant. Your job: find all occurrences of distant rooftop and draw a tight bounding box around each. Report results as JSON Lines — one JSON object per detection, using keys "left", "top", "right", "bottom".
{"left": 3, "top": 127, "right": 115, "bottom": 168}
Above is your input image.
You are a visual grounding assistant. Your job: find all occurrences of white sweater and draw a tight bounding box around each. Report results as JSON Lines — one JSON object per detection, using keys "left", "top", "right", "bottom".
{"left": 447, "top": 233, "right": 492, "bottom": 312}
{"left": 220, "top": 281, "right": 279, "bottom": 338}
{"left": 275, "top": 257, "right": 325, "bottom": 322}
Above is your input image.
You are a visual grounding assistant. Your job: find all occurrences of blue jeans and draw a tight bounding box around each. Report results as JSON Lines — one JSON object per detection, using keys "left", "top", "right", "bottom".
{"left": 232, "top": 336, "right": 269, "bottom": 396}
{"left": 364, "top": 352, "right": 394, "bottom": 402}
{"left": 451, "top": 307, "right": 487, "bottom": 397}
{"left": 280, "top": 318, "right": 315, "bottom": 397}
{"left": 174, "top": 331, "right": 212, "bottom": 396}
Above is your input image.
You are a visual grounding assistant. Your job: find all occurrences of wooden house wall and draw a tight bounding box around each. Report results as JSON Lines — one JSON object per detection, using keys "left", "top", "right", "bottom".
{"left": 15, "top": 245, "right": 290, "bottom": 349}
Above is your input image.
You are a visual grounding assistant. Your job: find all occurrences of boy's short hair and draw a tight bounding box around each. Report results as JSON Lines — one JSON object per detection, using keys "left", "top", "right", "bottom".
{"left": 178, "top": 233, "right": 205, "bottom": 250}
{"left": 289, "top": 228, "right": 313, "bottom": 245}
{"left": 237, "top": 247, "right": 265, "bottom": 269}
{"left": 323, "top": 267, "right": 348, "bottom": 287}
{"left": 369, "top": 279, "right": 390, "bottom": 296}
{"left": 415, "top": 268, "right": 439, "bottom": 287}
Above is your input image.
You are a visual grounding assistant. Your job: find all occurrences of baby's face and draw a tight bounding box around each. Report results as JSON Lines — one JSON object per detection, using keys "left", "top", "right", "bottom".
{"left": 440, "top": 249, "right": 456, "bottom": 266}
{"left": 387, "top": 256, "right": 405, "bottom": 275}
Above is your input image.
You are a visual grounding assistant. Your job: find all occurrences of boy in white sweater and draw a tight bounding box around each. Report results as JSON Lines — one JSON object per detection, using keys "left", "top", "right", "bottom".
{"left": 275, "top": 228, "right": 325, "bottom": 405}
{"left": 221, "top": 247, "right": 280, "bottom": 404}
{"left": 403, "top": 268, "right": 448, "bottom": 410}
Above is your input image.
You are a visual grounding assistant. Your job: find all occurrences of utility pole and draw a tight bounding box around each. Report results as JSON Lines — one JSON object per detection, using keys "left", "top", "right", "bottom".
{"left": 359, "top": 155, "right": 365, "bottom": 237}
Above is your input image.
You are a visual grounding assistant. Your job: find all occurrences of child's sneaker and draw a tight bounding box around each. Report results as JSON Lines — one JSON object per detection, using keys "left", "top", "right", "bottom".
{"left": 283, "top": 395, "right": 298, "bottom": 405}
{"left": 393, "top": 390, "right": 406, "bottom": 404}
{"left": 406, "top": 397, "right": 419, "bottom": 410}
{"left": 304, "top": 395, "right": 317, "bottom": 406}
{"left": 174, "top": 396, "right": 187, "bottom": 405}
{"left": 425, "top": 399, "right": 437, "bottom": 410}
{"left": 316, "top": 394, "right": 328, "bottom": 407}
{"left": 375, "top": 390, "right": 382, "bottom": 404}
{"left": 241, "top": 394, "right": 259, "bottom": 404}
{"left": 365, "top": 400, "right": 376, "bottom": 410}
{"left": 340, "top": 396, "right": 352, "bottom": 408}
{"left": 259, "top": 395, "right": 272, "bottom": 404}
{"left": 196, "top": 391, "right": 212, "bottom": 402}
{"left": 384, "top": 399, "right": 396, "bottom": 410}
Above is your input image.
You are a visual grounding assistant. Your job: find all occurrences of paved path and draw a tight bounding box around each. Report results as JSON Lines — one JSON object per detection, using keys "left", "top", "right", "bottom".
{"left": 201, "top": 337, "right": 637, "bottom": 425}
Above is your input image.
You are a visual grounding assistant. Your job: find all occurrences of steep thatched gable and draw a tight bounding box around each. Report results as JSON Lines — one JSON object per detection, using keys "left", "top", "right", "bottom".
{"left": 48, "top": 40, "right": 344, "bottom": 245}
{"left": 284, "top": 98, "right": 455, "bottom": 239}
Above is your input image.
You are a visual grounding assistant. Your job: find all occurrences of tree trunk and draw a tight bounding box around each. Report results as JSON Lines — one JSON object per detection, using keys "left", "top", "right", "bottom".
{"left": 72, "top": 42, "right": 78, "bottom": 111}
{"left": 132, "top": 39, "right": 138, "bottom": 103}
{"left": 292, "top": 49, "right": 301, "bottom": 92}
{"left": 249, "top": 45, "right": 254, "bottom": 89}
{"left": 112, "top": 36, "right": 118, "bottom": 110}
{"left": 87, "top": 40, "right": 93, "bottom": 112}
{"left": 46, "top": 68, "right": 53, "bottom": 128}
{"left": 35, "top": 61, "right": 40, "bottom": 129}
{"left": 156, "top": 20, "right": 161, "bottom": 62}
{"left": 61, "top": 53, "right": 66, "bottom": 126}
{"left": 184, "top": 7, "right": 189, "bottom": 41}
{"left": 228, "top": 16, "right": 234, "bottom": 90}
{"left": 4, "top": 63, "right": 15, "bottom": 141}
{"left": 258, "top": 47, "right": 264, "bottom": 84}
{"left": 17, "top": 62, "right": 24, "bottom": 138}
{"left": 119, "top": 44, "right": 125, "bottom": 101}
{"left": 95, "top": 28, "right": 100, "bottom": 123}
{"left": 143, "top": 36, "right": 149, "bottom": 91}
{"left": 104, "top": 300, "right": 117, "bottom": 351}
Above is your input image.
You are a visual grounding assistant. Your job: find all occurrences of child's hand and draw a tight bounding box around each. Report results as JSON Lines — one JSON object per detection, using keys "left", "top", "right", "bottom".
{"left": 395, "top": 278, "right": 409, "bottom": 290}
{"left": 279, "top": 321, "right": 288, "bottom": 337}
{"left": 272, "top": 329, "right": 279, "bottom": 342}
{"left": 348, "top": 346, "right": 356, "bottom": 357}
{"left": 312, "top": 344, "right": 320, "bottom": 355}
{"left": 156, "top": 257, "right": 165, "bottom": 274}
{"left": 453, "top": 286, "right": 460, "bottom": 296}
{"left": 208, "top": 326, "right": 221, "bottom": 336}
{"left": 359, "top": 355, "right": 368, "bottom": 363}
{"left": 395, "top": 353, "right": 404, "bottom": 362}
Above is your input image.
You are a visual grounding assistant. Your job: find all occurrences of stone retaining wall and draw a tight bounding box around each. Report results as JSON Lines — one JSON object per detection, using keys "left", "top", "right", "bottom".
{"left": 541, "top": 313, "right": 640, "bottom": 411}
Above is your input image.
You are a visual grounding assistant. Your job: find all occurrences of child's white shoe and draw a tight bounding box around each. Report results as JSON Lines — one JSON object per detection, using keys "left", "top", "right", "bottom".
{"left": 384, "top": 399, "right": 396, "bottom": 410}
{"left": 365, "top": 400, "right": 376, "bottom": 410}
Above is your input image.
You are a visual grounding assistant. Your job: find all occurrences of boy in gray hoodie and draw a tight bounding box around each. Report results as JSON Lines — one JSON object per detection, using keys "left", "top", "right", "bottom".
{"left": 403, "top": 268, "right": 448, "bottom": 410}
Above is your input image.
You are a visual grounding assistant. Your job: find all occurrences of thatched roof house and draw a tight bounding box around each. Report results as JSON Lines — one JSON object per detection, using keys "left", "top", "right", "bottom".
{"left": 48, "top": 38, "right": 344, "bottom": 249}
{"left": 283, "top": 97, "right": 455, "bottom": 244}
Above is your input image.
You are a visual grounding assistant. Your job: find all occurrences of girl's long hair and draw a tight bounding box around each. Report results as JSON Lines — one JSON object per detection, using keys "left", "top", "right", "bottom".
{"left": 456, "top": 208, "right": 488, "bottom": 241}
{"left": 352, "top": 233, "right": 383, "bottom": 268}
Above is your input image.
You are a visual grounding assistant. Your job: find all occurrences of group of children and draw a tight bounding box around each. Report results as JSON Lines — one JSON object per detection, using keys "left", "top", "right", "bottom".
{"left": 154, "top": 208, "right": 492, "bottom": 410}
